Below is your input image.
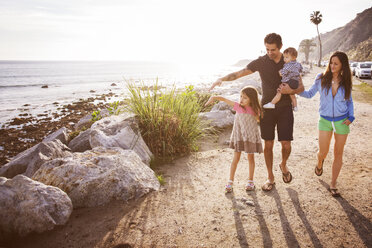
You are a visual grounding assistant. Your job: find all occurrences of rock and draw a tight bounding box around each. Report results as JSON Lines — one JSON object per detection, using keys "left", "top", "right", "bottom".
{"left": 90, "top": 113, "right": 153, "bottom": 165}
{"left": 0, "top": 140, "right": 72, "bottom": 178}
{"left": 68, "top": 129, "right": 92, "bottom": 152}
{"left": 111, "top": 83, "right": 117, "bottom": 86}
{"left": 43, "top": 127, "right": 69, "bottom": 145}
{"left": 199, "top": 110, "right": 235, "bottom": 129}
{"left": 0, "top": 175, "right": 72, "bottom": 240}
{"left": 89, "top": 90, "right": 96, "bottom": 93}
{"left": 74, "top": 114, "right": 93, "bottom": 131}
{"left": 211, "top": 101, "right": 233, "bottom": 112}
{"left": 41, "top": 85, "right": 48, "bottom": 88}
{"left": 74, "top": 109, "right": 110, "bottom": 131}
{"left": 32, "top": 147, "right": 160, "bottom": 208}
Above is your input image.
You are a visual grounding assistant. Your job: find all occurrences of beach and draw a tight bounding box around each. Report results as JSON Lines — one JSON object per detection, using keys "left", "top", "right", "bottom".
{"left": 5, "top": 66, "right": 372, "bottom": 247}
{"left": 0, "top": 60, "right": 250, "bottom": 165}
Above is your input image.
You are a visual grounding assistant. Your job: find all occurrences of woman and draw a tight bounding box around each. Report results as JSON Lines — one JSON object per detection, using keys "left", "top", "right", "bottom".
{"left": 299, "top": 51, "right": 354, "bottom": 197}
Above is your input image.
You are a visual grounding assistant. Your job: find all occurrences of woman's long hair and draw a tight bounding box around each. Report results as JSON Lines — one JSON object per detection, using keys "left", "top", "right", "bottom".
{"left": 321, "top": 51, "right": 352, "bottom": 99}
{"left": 241, "top": 86, "right": 262, "bottom": 117}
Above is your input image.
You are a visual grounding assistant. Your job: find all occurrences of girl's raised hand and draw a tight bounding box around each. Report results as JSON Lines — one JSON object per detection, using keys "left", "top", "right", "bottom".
{"left": 205, "top": 96, "right": 215, "bottom": 106}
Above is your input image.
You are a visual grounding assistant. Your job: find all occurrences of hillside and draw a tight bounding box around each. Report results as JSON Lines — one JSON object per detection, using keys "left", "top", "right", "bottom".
{"left": 347, "top": 36, "right": 372, "bottom": 61}
{"left": 299, "top": 7, "right": 372, "bottom": 62}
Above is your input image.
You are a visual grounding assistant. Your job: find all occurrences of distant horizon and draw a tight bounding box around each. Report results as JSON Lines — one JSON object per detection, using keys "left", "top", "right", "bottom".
{"left": 0, "top": 59, "right": 246, "bottom": 67}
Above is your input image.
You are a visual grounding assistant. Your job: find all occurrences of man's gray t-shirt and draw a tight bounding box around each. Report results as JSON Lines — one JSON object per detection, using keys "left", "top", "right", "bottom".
{"left": 247, "top": 54, "right": 291, "bottom": 107}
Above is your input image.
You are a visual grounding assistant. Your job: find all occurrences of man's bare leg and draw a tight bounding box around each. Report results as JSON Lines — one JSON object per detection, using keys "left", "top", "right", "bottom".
{"left": 264, "top": 140, "right": 275, "bottom": 182}
{"left": 279, "top": 141, "right": 293, "bottom": 183}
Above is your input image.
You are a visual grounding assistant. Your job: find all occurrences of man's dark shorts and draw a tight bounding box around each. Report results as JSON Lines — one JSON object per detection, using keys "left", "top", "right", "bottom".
{"left": 260, "top": 105, "right": 293, "bottom": 141}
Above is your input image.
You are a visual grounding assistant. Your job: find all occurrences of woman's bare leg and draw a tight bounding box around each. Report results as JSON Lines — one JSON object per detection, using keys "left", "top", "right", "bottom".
{"left": 331, "top": 133, "right": 348, "bottom": 188}
{"left": 317, "top": 130, "right": 333, "bottom": 170}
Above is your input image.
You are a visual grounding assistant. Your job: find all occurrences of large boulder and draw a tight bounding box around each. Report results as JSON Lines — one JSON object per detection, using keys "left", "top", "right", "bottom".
{"left": 0, "top": 140, "right": 72, "bottom": 178}
{"left": 68, "top": 129, "right": 92, "bottom": 152}
{"left": 69, "top": 113, "right": 153, "bottom": 165}
{"left": 199, "top": 110, "right": 235, "bottom": 129}
{"left": 74, "top": 113, "right": 92, "bottom": 131}
{"left": 32, "top": 147, "right": 160, "bottom": 208}
{"left": 0, "top": 175, "right": 72, "bottom": 240}
{"left": 42, "top": 127, "right": 69, "bottom": 145}
{"left": 74, "top": 113, "right": 153, "bottom": 165}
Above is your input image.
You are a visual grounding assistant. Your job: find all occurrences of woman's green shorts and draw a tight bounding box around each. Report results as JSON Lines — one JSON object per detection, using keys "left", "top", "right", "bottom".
{"left": 318, "top": 117, "right": 350, "bottom": 134}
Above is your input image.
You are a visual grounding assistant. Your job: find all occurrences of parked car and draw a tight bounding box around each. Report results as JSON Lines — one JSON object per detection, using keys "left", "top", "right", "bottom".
{"left": 355, "top": 62, "right": 372, "bottom": 79}
{"left": 350, "top": 62, "right": 358, "bottom": 76}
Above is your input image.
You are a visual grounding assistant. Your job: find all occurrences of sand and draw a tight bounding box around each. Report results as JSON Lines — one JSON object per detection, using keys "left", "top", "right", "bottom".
{"left": 5, "top": 67, "right": 372, "bottom": 248}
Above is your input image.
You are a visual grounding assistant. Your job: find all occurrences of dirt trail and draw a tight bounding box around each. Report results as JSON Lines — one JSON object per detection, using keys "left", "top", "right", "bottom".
{"left": 8, "top": 67, "right": 372, "bottom": 248}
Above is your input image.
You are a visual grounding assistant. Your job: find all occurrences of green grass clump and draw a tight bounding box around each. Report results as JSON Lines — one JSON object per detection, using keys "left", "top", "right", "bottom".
{"left": 91, "top": 110, "right": 102, "bottom": 123}
{"left": 125, "top": 82, "right": 213, "bottom": 160}
{"left": 156, "top": 174, "right": 165, "bottom": 185}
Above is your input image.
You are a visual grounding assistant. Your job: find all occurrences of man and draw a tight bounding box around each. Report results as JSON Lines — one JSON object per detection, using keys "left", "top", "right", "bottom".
{"left": 209, "top": 33, "right": 304, "bottom": 191}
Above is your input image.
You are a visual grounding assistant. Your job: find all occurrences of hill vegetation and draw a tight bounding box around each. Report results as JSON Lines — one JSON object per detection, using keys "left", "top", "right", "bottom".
{"left": 299, "top": 7, "right": 372, "bottom": 62}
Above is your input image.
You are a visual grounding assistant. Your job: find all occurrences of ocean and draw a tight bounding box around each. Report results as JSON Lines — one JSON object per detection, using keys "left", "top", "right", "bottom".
{"left": 0, "top": 60, "right": 247, "bottom": 126}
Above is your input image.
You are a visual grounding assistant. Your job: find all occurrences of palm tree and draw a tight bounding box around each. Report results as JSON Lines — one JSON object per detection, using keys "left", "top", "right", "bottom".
{"left": 299, "top": 39, "right": 317, "bottom": 64}
{"left": 310, "top": 11, "right": 323, "bottom": 66}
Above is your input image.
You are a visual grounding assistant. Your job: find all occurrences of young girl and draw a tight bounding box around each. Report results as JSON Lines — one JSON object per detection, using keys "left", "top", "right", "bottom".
{"left": 205, "top": 86, "right": 263, "bottom": 192}
{"left": 299, "top": 51, "right": 354, "bottom": 197}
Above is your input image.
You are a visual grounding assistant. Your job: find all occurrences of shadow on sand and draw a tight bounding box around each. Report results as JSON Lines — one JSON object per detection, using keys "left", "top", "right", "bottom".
{"left": 226, "top": 190, "right": 275, "bottom": 248}
{"left": 286, "top": 188, "right": 323, "bottom": 248}
{"left": 226, "top": 192, "right": 249, "bottom": 248}
{"left": 270, "top": 188, "right": 300, "bottom": 248}
{"left": 249, "top": 190, "right": 273, "bottom": 248}
{"left": 319, "top": 179, "right": 372, "bottom": 247}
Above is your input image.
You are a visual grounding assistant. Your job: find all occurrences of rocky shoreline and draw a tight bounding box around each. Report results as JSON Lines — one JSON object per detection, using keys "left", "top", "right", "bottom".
{"left": 0, "top": 92, "right": 119, "bottom": 166}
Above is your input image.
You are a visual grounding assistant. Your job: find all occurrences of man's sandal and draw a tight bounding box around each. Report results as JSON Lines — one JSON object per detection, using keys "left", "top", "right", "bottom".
{"left": 330, "top": 188, "right": 340, "bottom": 197}
{"left": 261, "top": 180, "right": 275, "bottom": 191}
{"left": 279, "top": 164, "right": 293, "bottom": 183}
{"left": 315, "top": 159, "right": 324, "bottom": 176}
{"left": 225, "top": 180, "right": 233, "bottom": 193}
{"left": 245, "top": 180, "right": 255, "bottom": 191}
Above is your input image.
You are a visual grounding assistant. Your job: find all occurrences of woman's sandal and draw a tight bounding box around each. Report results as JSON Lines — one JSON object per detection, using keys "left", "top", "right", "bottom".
{"left": 261, "top": 180, "right": 275, "bottom": 191}
{"left": 330, "top": 188, "right": 340, "bottom": 197}
{"left": 315, "top": 159, "right": 324, "bottom": 176}
{"left": 225, "top": 180, "right": 233, "bottom": 193}
{"left": 245, "top": 180, "right": 255, "bottom": 191}
{"left": 279, "top": 164, "right": 293, "bottom": 183}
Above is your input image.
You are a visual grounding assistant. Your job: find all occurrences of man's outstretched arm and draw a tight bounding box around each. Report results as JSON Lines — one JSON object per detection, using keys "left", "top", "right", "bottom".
{"left": 209, "top": 68, "right": 253, "bottom": 91}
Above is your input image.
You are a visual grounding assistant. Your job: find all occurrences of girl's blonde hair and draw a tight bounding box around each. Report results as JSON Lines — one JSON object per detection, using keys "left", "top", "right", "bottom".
{"left": 240, "top": 86, "right": 262, "bottom": 117}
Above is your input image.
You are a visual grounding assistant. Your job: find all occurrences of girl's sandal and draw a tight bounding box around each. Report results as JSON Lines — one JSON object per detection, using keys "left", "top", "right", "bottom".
{"left": 225, "top": 180, "right": 233, "bottom": 193}
{"left": 245, "top": 180, "right": 255, "bottom": 191}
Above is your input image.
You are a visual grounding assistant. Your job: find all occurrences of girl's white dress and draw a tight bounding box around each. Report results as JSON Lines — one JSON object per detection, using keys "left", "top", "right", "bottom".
{"left": 229, "top": 102, "right": 263, "bottom": 153}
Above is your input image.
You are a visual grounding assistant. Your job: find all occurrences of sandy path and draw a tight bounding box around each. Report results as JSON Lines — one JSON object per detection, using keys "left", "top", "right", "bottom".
{"left": 9, "top": 67, "right": 372, "bottom": 248}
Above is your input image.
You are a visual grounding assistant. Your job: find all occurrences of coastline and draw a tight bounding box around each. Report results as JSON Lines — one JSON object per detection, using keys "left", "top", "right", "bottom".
{"left": 5, "top": 66, "right": 372, "bottom": 247}
{"left": 0, "top": 93, "right": 115, "bottom": 166}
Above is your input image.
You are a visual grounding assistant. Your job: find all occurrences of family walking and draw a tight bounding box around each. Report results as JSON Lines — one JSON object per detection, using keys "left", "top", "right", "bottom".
{"left": 207, "top": 33, "right": 354, "bottom": 197}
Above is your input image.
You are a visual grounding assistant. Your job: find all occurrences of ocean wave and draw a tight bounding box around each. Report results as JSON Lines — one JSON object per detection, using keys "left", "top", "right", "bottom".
{"left": 0, "top": 84, "right": 49, "bottom": 88}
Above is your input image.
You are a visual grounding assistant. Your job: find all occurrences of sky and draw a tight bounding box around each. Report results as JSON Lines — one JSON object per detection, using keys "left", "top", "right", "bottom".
{"left": 0, "top": 0, "right": 371, "bottom": 65}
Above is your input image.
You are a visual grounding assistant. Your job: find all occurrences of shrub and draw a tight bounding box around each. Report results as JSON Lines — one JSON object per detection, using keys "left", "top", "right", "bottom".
{"left": 91, "top": 110, "right": 102, "bottom": 122}
{"left": 126, "top": 82, "right": 213, "bottom": 159}
{"left": 108, "top": 101, "right": 123, "bottom": 115}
